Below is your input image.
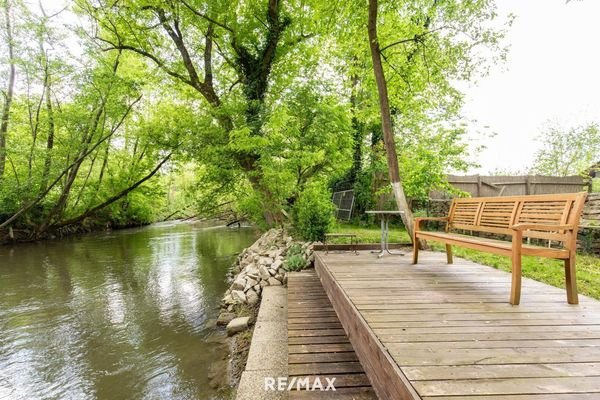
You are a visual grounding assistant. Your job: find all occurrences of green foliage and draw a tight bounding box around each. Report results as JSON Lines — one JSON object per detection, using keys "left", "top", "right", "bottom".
{"left": 531, "top": 122, "right": 600, "bottom": 176}
{"left": 398, "top": 122, "right": 476, "bottom": 200}
{"left": 0, "top": 0, "right": 512, "bottom": 240}
{"left": 287, "top": 243, "right": 304, "bottom": 257}
{"left": 284, "top": 254, "right": 305, "bottom": 272}
{"left": 284, "top": 243, "right": 306, "bottom": 271}
{"left": 293, "top": 183, "right": 335, "bottom": 241}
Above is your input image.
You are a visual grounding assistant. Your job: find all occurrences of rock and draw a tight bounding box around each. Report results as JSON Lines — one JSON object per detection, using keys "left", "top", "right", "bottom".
{"left": 259, "top": 280, "right": 268, "bottom": 289}
{"left": 277, "top": 267, "right": 286, "bottom": 275}
{"left": 268, "top": 267, "right": 277, "bottom": 276}
{"left": 268, "top": 277, "right": 282, "bottom": 286}
{"left": 222, "top": 294, "right": 234, "bottom": 305}
{"left": 216, "top": 312, "right": 236, "bottom": 326}
{"left": 271, "top": 258, "right": 283, "bottom": 270}
{"left": 253, "top": 284, "right": 261, "bottom": 294}
{"left": 227, "top": 305, "right": 233, "bottom": 312}
{"left": 283, "top": 274, "right": 288, "bottom": 285}
{"left": 258, "top": 256, "right": 273, "bottom": 266}
{"left": 246, "top": 289, "right": 259, "bottom": 305}
{"left": 231, "top": 290, "right": 247, "bottom": 303}
{"left": 226, "top": 317, "right": 250, "bottom": 336}
{"left": 232, "top": 277, "right": 246, "bottom": 291}
{"left": 245, "top": 264, "right": 259, "bottom": 279}
{"left": 245, "top": 277, "right": 258, "bottom": 289}
{"left": 258, "top": 265, "right": 271, "bottom": 280}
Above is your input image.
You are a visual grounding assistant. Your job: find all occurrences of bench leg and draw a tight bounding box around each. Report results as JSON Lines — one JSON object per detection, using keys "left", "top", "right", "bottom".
{"left": 564, "top": 254, "right": 579, "bottom": 304}
{"left": 510, "top": 253, "right": 522, "bottom": 305}
{"left": 445, "top": 244, "right": 453, "bottom": 264}
{"left": 412, "top": 236, "right": 419, "bottom": 264}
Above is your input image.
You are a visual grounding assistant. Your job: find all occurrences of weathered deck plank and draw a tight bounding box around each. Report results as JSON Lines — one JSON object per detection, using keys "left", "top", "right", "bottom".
{"left": 288, "top": 270, "right": 377, "bottom": 400}
{"left": 315, "top": 250, "right": 600, "bottom": 400}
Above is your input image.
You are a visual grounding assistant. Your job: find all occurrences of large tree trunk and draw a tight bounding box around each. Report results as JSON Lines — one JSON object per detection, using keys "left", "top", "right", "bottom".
{"left": 0, "top": 0, "right": 16, "bottom": 178}
{"left": 367, "top": 0, "right": 416, "bottom": 243}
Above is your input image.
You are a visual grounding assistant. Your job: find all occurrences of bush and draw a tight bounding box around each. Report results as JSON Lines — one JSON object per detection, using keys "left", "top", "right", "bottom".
{"left": 285, "top": 243, "right": 308, "bottom": 271}
{"left": 293, "top": 183, "right": 335, "bottom": 241}
{"left": 285, "top": 254, "right": 305, "bottom": 271}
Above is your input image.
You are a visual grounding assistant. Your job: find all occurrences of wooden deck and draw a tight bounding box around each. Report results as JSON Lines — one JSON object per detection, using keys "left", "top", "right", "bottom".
{"left": 288, "top": 270, "right": 377, "bottom": 399}
{"left": 314, "top": 250, "right": 600, "bottom": 400}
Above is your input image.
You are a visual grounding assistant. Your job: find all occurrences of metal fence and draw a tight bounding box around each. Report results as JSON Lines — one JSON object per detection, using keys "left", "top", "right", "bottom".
{"left": 332, "top": 189, "right": 355, "bottom": 221}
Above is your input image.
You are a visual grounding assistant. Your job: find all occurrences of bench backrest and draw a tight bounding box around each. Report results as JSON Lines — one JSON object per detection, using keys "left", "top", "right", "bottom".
{"left": 448, "top": 192, "right": 588, "bottom": 242}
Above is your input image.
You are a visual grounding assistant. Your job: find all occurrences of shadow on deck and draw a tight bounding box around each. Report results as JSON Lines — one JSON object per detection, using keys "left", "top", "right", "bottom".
{"left": 314, "top": 250, "right": 600, "bottom": 400}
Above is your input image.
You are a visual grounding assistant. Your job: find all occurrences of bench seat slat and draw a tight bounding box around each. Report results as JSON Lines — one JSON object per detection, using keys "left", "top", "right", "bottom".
{"left": 416, "top": 231, "right": 570, "bottom": 259}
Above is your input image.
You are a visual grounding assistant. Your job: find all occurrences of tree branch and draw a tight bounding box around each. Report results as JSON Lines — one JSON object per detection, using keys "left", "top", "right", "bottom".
{"left": 97, "top": 36, "right": 193, "bottom": 86}
{"left": 179, "top": 0, "right": 235, "bottom": 34}
{"left": 53, "top": 152, "right": 174, "bottom": 229}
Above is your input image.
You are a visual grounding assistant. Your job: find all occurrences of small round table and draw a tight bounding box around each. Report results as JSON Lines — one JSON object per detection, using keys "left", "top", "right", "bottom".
{"left": 365, "top": 210, "right": 406, "bottom": 258}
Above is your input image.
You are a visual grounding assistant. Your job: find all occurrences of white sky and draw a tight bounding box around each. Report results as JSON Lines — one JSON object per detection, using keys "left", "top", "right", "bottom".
{"left": 462, "top": 0, "right": 600, "bottom": 174}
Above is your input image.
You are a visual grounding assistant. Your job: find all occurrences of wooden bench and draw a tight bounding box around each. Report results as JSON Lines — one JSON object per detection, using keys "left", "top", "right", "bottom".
{"left": 413, "top": 192, "right": 588, "bottom": 305}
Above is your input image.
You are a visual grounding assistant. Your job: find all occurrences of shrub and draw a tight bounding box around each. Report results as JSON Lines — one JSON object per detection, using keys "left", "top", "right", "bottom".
{"left": 285, "top": 254, "right": 305, "bottom": 272}
{"left": 293, "top": 183, "right": 335, "bottom": 241}
{"left": 284, "top": 243, "right": 307, "bottom": 271}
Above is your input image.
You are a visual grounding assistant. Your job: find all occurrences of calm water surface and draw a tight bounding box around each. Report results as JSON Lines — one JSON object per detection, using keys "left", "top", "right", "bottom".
{"left": 0, "top": 222, "right": 257, "bottom": 400}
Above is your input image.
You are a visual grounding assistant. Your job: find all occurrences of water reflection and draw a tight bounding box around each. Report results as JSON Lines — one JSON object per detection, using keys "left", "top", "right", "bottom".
{"left": 0, "top": 222, "right": 257, "bottom": 400}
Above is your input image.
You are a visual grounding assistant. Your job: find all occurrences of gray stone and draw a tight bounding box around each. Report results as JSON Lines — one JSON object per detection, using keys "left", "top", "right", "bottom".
{"left": 226, "top": 316, "right": 250, "bottom": 336}
{"left": 232, "top": 277, "right": 246, "bottom": 291}
{"left": 245, "top": 264, "right": 259, "bottom": 279}
{"left": 259, "top": 280, "right": 268, "bottom": 289}
{"left": 246, "top": 289, "right": 259, "bottom": 305}
{"left": 267, "top": 277, "right": 282, "bottom": 286}
{"left": 258, "top": 265, "right": 271, "bottom": 280}
{"left": 253, "top": 284, "right": 261, "bottom": 295}
{"left": 231, "top": 290, "right": 247, "bottom": 303}
{"left": 216, "top": 312, "right": 236, "bottom": 326}
{"left": 271, "top": 259, "right": 283, "bottom": 270}
{"left": 268, "top": 267, "right": 277, "bottom": 276}
{"left": 258, "top": 256, "right": 273, "bottom": 266}
{"left": 245, "top": 277, "right": 258, "bottom": 288}
{"left": 222, "top": 294, "right": 234, "bottom": 305}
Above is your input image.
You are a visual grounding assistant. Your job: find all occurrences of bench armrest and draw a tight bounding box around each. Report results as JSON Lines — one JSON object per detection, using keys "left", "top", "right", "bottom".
{"left": 511, "top": 223, "right": 575, "bottom": 232}
{"left": 414, "top": 217, "right": 449, "bottom": 233}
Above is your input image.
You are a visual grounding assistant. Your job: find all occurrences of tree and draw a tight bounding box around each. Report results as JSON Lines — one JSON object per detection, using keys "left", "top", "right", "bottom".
{"left": 367, "top": 0, "right": 417, "bottom": 241}
{"left": 363, "top": 0, "right": 507, "bottom": 243}
{"left": 81, "top": 0, "right": 324, "bottom": 226}
{"left": 531, "top": 122, "right": 600, "bottom": 177}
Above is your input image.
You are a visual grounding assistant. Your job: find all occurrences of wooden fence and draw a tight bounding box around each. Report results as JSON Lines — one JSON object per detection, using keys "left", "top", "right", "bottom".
{"left": 431, "top": 175, "right": 587, "bottom": 199}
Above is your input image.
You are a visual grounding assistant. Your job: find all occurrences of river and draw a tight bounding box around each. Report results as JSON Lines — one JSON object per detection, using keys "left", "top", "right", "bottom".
{"left": 0, "top": 221, "right": 258, "bottom": 400}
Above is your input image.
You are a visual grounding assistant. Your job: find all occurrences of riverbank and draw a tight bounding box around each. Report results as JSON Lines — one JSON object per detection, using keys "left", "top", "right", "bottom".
{"left": 218, "top": 229, "right": 316, "bottom": 396}
{"left": 0, "top": 218, "right": 151, "bottom": 244}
